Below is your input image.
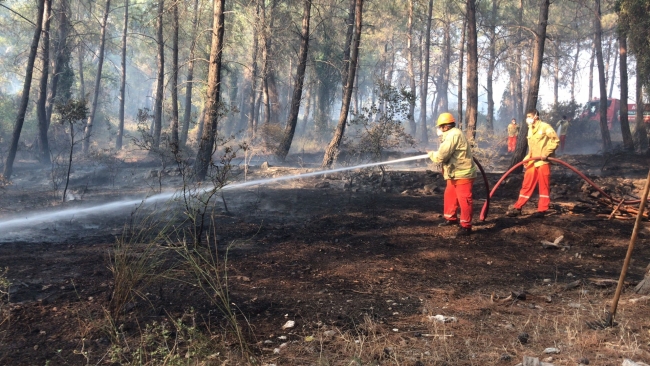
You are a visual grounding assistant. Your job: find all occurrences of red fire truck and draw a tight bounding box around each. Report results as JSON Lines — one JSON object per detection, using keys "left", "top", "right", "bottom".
{"left": 581, "top": 98, "right": 650, "bottom": 129}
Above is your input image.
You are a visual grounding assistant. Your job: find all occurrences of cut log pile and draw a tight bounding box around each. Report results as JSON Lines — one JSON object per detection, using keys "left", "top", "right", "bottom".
{"left": 551, "top": 177, "right": 648, "bottom": 220}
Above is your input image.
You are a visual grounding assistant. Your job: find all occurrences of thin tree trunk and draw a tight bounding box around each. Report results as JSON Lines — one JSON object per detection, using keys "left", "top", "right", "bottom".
{"left": 437, "top": 17, "right": 450, "bottom": 115}
{"left": 82, "top": 0, "right": 111, "bottom": 154}
{"left": 342, "top": 0, "right": 355, "bottom": 85}
{"left": 62, "top": 122, "right": 74, "bottom": 202}
{"left": 420, "top": 0, "right": 433, "bottom": 144}
{"left": 260, "top": 0, "right": 270, "bottom": 126}
{"left": 406, "top": 0, "right": 416, "bottom": 136}
{"left": 117, "top": 0, "right": 128, "bottom": 150}
{"left": 465, "top": 0, "right": 478, "bottom": 141}
{"left": 619, "top": 30, "right": 633, "bottom": 151}
{"left": 3, "top": 0, "right": 45, "bottom": 179}
{"left": 553, "top": 44, "right": 559, "bottom": 105}
{"left": 37, "top": 0, "right": 52, "bottom": 164}
{"left": 322, "top": 0, "right": 363, "bottom": 167}
{"left": 510, "top": 0, "right": 550, "bottom": 168}
{"left": 170, "top": 0, "right": 179, "bottom": 150}
{"left": 300, "top": 80, "right": 312, "bottom": 134}
{"left": 571, "top": 40, "right": 580, "bottom": 101}
{"left": 595, "top": 0, "right": 612, "bottom": 152}
{"left": 181, "top": 0, "right": 200, "bottom": 146}
{"left": 609, "top": 40, "right": 618, "bottom": 98}
{"left": 458, "top": 15, "right": 466, "bottom": 129}
{"left": 634, "top": 61, "right": 648, "bottom": 151}
{"left": 246, "top": 0, "right": 260, "bottom": 138}
{"left": 77, "top": 46, "right": 85, "bottom": 98}
{"left": 151, "top": 0, "right": 165, "bottom": 149}
{"left": 485, "top": 0, "right": 497, "bottom": 130}
{"left": 515, "top": 0, "right": 524, "bottom": 121}
{"left": 589, "top": 40, "right": 595, "bottom": 101}
{"left": 46, "top": 0, "right": 70, "bottom": 127}
{"left": 194, "top": 0, "right": 226, "bottom": 181}
{"left": 276, "top": 0, "right": 311, "bottom": 160}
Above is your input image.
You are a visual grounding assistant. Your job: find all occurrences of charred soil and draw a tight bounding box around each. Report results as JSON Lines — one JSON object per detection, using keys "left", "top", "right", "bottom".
{"left": 1, "top": 152, "right": 650, "bottom": 365}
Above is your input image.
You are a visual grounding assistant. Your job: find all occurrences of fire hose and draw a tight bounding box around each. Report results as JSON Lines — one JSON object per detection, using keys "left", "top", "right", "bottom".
{"left": 472, "top": 157, "right": 491, "bottom": 220}
{"left": 479, "top": 156, "right": 649, "bottom": 221}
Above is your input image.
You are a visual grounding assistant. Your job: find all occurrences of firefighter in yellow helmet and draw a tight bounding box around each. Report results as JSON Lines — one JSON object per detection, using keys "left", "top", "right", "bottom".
{"left": 427, "top": 112, "right": 477, "bottom": 236}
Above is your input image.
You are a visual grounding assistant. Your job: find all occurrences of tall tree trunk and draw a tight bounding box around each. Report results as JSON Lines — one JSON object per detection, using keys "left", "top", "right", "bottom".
{"left": 194, "top": 0, "right": 226, "bottom": 180}
{"left": 116, "top": 0, "right": 128, "bottom": 150}
{"left": 510, "top": 0, "right": 550, "bottom": 168}
{"left": 170, "top": 0, "right": 179, "bottom": 150}
{"left": 151, "top": 0, "right": 165, "bottom": 149}
{"left": 419, "top": 0, "right": 433, "bottom": 144}
{"left": 246, "top": 0, "right": 260, "bottom": 139}
{"left": 634, "top": 61, "right": 648, "bottom": 151}
{"left": 589, "top": 40, "right": 595, "bottom": 101}
{"left": 595, "top": 0, "right": 612, "bottom": 152}
{"left": 77, "top": 46, "right": 85, "bottom": 98}
{"left": 82, "top": 0, "right": 111, "bottom": 154}
{"left": 46, "top": 0, "right": 71, "bottom": 127}
{"left": 322, "top": 0, "right": 363, "bottom": 167}
{"left": 553, "top": 44, "right": 560, "bottom": 105}
{"left": 260, "top": 0, "right": 270, "bottom": 126}
{"left": 181, "top": 0, "right": 200, "bottom": 146}
{"left": 515, "top": 0, "right": 524, "bottom": 121}
{"left": 436, "top": 17, "right": 450, "bottom": 115}
{"left": 300, "top": 79, "right": 312, "bottom": 134}
{"left": 458, "top": 15, "right": 466, "bottom": 129}
{"left": 485, "top": 0, "right": 497, "bottom": 131}
{"left": 3, "top": 0, "right": 45, "bottom": 179}
{"left": 260, "top": 0, "right": 278, "bottom": 126}
{"left": 276, "top": 0, "right": 311, "bottom": 160}
{"left": 36, "top": 0, "right": 52, "bottom": 164}
{"left": 342, "top": 0, "right": 355, "bottom": 85}
{"left": 618, "top": 29, "right": 634, "bottom": 151}
{"left": 465, "top": 0, "right": 478, "bottom": 141}
{"left": 609, "top": 40, "right": 618, "bottom": 98}
{"left": 571, "top": 40, "right": 580, "bottom": 101}
{"left": 406, "top": 0, "right": 416, "bottom": 136}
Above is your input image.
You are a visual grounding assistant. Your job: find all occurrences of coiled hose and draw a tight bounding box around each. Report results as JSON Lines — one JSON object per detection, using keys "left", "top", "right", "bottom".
{"left": 479, "top": 156, "right": 647, "bottom": 221}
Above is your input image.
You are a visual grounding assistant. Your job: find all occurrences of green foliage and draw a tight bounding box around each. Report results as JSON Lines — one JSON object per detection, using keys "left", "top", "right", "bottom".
{"left": 108, "top": 311, "right": 222, "bottom": 365}
{"left": 343, "top": 83, "right": 415, "bottom": 163}
{"left": 0, "top": 93, "right": 17, "bottom": 140}
{"left": 55, "top": 58, "right": 74, "bottom": 106}
{"left": 55, "top": 98, "right": 89, "bottom": 125}
{"left": 541, "top": 100, "right": 582, "bottom": 125}
{"left": 619, "top": 0, "right": 650, "bottom": 88}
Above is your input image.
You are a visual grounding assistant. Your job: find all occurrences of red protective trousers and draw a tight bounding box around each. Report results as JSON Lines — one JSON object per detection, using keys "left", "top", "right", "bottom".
{"left": 513, "top": 163, "right": 551, "bottom": 212}
{"left": 444, "top": 179, "right": 474, "bottom": 229}
{"left": 507, "top": 137, "right": 517, "bottom": 152}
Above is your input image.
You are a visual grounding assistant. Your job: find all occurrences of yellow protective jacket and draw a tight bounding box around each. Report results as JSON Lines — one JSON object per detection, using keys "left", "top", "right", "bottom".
{"left": 428, "top": 127, "right": 477, "bottom": 180}
{"left": 556, "top": 119, "right": 569, "bottom": 136}
{"left": 525, "top": 120, "right": 560, "bottom": 167}
{"left": 507, "top": 123, "right": 519, "bottom": 137}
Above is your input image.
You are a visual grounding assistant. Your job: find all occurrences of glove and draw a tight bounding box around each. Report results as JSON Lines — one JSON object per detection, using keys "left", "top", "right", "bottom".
{"left": 427, "top": 151, "right": 437, "bottom": 162}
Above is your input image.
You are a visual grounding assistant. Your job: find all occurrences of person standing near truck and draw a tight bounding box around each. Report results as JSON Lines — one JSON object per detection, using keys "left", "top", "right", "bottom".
{"left": 507, "top": 118, "right": 519, "bottom": 152}
{"left": 428, "top": 112, "right": 477, "bottom": 236}
{"left": 556, "top": 115, "right": 570, "bottom": 153}
{"left": 506, "top": 109, "right": 560, "bottom": 218}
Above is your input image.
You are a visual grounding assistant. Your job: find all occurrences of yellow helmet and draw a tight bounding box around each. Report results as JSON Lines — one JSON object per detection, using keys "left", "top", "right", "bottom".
{"left": 436, "top": 112, "right": 456, "bottom": 126}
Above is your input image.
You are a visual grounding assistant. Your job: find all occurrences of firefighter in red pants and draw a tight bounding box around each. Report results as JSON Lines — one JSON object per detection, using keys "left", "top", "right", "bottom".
{"left": 428, "top": 112, "right": 477, "bottom": 236}
{"left": 507, "top": 119, "right": 519, "bottom": 152}
{"left": 506, "top": 109, "right": 560, "bottom": 218}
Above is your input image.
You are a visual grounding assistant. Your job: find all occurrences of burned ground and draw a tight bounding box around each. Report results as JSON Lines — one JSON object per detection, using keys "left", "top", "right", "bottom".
{"left": 1, "top": 152, "right": 650, "bottom": 365}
